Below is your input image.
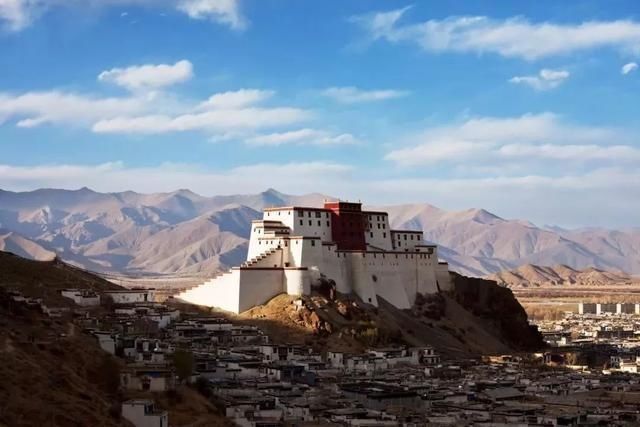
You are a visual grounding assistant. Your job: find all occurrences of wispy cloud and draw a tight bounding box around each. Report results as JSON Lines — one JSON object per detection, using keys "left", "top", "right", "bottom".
{"left": 98, "top": 60, "right": 194, "bottom": 91}
{"left": 509, "top": 68, "right": 570, "bottom": 90}
{"left": 245, "top": 128, "right": 360, "bottom": 146}
{"left": 0, "top": 61, "right": 314, "bottom": 135}
{"left": 176, "top": 0, "right": 247, "bottom": 30}
{"left": 196, "top": 89, "right": 274, "bottom": 110}
{"left": 0, "top": 161, "right": 353, "bottom": 195}
{"left": 322, "top": 86, "right": 409, "bottom": 103}
{"left": 352, "top": 7, "right": 640, "bottom": 60}
{"left": 0, "top": 0, "right": 247, "bottom": 32}
{"left": 622, "top": 62, "right": 638, "bottom": 75}
{"left": 92, "top": 108, "right": 310, "bottom": 134}
{"left": 385, "top": 113, "right": 636, "bottom": 165}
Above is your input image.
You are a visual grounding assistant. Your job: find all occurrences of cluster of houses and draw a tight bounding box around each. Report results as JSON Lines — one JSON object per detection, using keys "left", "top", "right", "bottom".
{"left": 9, "top": 282, "right": 640, "bottom": 426}
{"left": 536, "top": 311, "right": 640, "bottom": 375}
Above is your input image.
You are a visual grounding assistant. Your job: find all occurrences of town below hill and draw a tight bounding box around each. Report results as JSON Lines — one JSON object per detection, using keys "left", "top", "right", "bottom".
{"left": 1, "top": 187, "right": 639, "bottom": 278}
{"left": 0, "top": 250, "right": 545, "bottom": 425}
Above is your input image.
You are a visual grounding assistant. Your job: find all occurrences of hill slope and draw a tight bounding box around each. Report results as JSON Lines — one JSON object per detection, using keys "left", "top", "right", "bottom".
{"left": 238, "top": 272, "right": 544, "bottom": 357}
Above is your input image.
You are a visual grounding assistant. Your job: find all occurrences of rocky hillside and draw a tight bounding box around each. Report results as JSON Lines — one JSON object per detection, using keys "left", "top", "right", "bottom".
{"left": 0, "top": 252, "right": 230, "bottom": 427}
{"left": 238, "top": 272, "right": 544, "bottom": 358}
{"left": 1, "top": 187, "right": 638, "bottom": 277}
{"left": 487, "top": 264, "right": 639, "bottom": 288}
{"left": 0, "top": 251, "right": 121, "bottom": 305}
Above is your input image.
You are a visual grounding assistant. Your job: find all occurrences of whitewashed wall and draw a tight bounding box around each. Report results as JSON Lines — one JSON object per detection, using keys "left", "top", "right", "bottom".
{"left": 364, "top": 212, "right": 393, "bottom": 250}
{"left": 177, "top": 270, "right": 241, "bottom": 313}
{"left": 237, "top": 269, "right": 285, "bottom": 313}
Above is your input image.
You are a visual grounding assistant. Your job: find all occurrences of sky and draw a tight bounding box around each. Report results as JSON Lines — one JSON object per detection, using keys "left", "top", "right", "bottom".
{"left": 0, "top": 0, "right": 639, "bottom": 228}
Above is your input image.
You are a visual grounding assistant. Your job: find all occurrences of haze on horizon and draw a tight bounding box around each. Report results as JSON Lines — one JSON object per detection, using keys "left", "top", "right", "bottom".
{"left": 1, "top": 0, "right": 639, "bottom": 228}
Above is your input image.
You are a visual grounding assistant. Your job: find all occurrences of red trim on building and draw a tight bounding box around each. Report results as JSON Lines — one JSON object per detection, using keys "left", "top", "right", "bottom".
{"left": 323, "top": 201, "right": 367, "bottom": 251}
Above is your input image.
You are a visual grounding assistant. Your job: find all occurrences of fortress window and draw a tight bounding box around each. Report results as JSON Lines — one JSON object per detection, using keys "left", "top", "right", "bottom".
{"left": 382, "top": 224, "right": 386, "bottom": 229}
{"left": 318, "top": 220, "right": 321, "bottom": 226}
{"left": 327, "top": 221, "right": 330, "bottom": 227}
{"left": 299, "top": 220, "right": 303, "bottom": 226}
{"left": 410, "top": 235, "right": 414, "bottom": 240}
{"left": 377, "top": 224, "right": 380, "bottom": 229}
{"left": 309, "top": 220, "right": 312, "bottom": 226}
{"left": 298, "top": 210, "right": 303, "bottom": 217}
{"left": 404, "top": 235, "right": 407, "bottom": 240}
{"left": 311, "top": 240, "right": 315, "bottom": 246}
{"left": 315, "top": 211, "right": 321, "bottom": 218}
{"left": 383, "top": 232, "right": 386, "bottom": 238}
{"left": 370, "top": 232, "right": 373, "bottom": 238}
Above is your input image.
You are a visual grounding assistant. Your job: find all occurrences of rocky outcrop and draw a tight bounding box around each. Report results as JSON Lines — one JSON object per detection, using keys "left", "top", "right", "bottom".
{"left": 240, "top": 272, "right": 545, "bottom": 357}
{"left": 449, "top": 272, "right": 544, "bottom": 351}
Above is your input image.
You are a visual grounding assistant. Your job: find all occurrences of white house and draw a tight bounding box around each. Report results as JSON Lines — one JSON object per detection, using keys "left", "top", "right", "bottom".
{"left": 121, "top": 400, "right": 168, "bottom": 427}
{"left": 178, "top": 201, "right": 452, "bottom": 314}
{"left": 60, "top": 289, "right": 100, "bottom": 306}
{"left": 103, "top": 289, "right": 155, "bottom": 305}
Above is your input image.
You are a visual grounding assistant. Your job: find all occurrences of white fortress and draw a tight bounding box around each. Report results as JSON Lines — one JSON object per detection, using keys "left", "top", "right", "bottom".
{"left": 178, "top": 201, "right": 452, "bottom": 313}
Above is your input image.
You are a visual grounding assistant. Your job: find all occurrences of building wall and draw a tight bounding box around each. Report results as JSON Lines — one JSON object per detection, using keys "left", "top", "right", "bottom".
{"left": 237, "top": 268, "right": 285, "bottom": 313}
{"left": 104, "top": 290, "right": 154, "bottom": 304}
{"left": 364, "top": 212, "right": 392, "bottom": 250}
{"left": 284, "top": 268, "right": 310, "bottom": 295}
{"left": 391, "top": 230, "right": 424, "bottom": 251}
{"left": 177, "top": 270, "right": 241, "bottom": 313}
{"left": 122, "top": 403, "right": 168, "bottom": 427}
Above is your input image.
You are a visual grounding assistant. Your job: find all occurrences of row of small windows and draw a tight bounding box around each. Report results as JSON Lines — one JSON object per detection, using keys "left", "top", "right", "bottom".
{"left": 369, "top": 232, "right": 387, "bottom": 239}
{"left": 297, "top": 210, "right": 329, "bottom": 219}
{"left": 253, "top": 228, "right": 287, "bottom": 234}
{"left": 395, "top": 233, "right": 421, "bottom": 241}
{"left": 300, "top": 219, "right": 330, "bottom": 227}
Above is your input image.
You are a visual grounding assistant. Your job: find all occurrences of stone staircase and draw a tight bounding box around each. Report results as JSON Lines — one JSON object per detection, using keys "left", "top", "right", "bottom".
{"left": 175, "top": 247, "right": 283, "bottom": 310}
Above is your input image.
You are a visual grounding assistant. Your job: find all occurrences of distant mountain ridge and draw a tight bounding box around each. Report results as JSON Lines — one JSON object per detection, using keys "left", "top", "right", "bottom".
{"left": 487, "top": 264, "right": 639, "bottom": 288}
{"left": 0, "top": 187, "right": 638, "bottom": 277}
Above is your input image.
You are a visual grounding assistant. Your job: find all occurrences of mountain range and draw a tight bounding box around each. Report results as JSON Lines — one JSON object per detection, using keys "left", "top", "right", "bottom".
{"left": 0, "top": 187, "right": 638, "bottom": 277}
{"left": 487, "top": 264, "right": 638, "bottom": 288}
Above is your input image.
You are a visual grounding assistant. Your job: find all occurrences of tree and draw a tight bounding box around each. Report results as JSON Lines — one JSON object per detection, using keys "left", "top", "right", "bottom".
{"left": 173, "top": 350, "right": 194, "bottom": 384}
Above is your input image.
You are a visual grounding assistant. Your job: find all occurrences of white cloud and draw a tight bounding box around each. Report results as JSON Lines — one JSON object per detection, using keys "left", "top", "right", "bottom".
{"left": 0, "top": 0, "right": 247, "bottom": 32}
{"left": 622, "top": 62, "right": 638, "bottom": 74}
{"left": 322, "top": 86, "right": 409, "bottom": 103}
{"left": 98, "top": 60, "right": 194, "bottom": 91}
{"left": 0, "top": 161, "right": 352, "bottom": 196}
{"left": 245, "top": 128, "right": 360, "bottom": 146}
{"left": 510, "top": 68, "right": 570, "bottom": 90}
{"left": 0, "top": 90, "right": 149, "bottom": 127}
{"left": 498, "top": 143, "right": 640, "bottom": 161}
{"left": 176, "top": 0, "right": 247, "bottom": 30}
{"left": 197, "top": 89, "right": 274, "bottom": 110}
{"left": 352, "top": 8, "right": 640, "bottom": 60}
{"left": 0, "top": 0, "right": 40, "bottom": 31}
{"left": 0, "top": 63, "right": 316, "bottom": 135}
{"left": 385, "top": 113, "right": 633, "bottom": 165}
{"left": 92, "top": 107, "right": 311, "bottom": 134}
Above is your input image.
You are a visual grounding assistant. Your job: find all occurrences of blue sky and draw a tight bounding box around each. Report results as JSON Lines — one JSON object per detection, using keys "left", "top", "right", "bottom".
{"left": 1, "top": 0, "right": 639, "bottom": 228}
